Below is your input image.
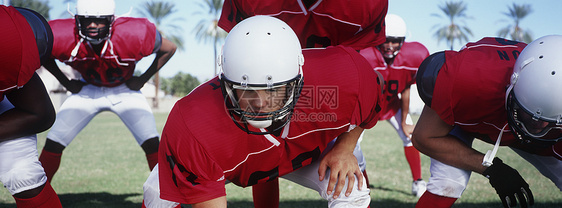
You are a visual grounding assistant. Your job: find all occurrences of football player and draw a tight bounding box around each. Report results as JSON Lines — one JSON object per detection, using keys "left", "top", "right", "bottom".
{"left": 142, "top": 16, "right": 384, "bottom": 208}
{"left": 413, "top": 36, "right": 562, "bottom": 208}
{"left": 0, "top": 5, "right": 62, "bottom": 207}
{"left": 218, "top": 1, "right": 388, "bottom": 206}
{"left": 218, "top": 0, "right": 388, "bottom": 50}
{"left": 38, "top": 0, "right": 177, "bottom": 182}
{"left": 359, "top": 14, "right": 429, "bottom": 197}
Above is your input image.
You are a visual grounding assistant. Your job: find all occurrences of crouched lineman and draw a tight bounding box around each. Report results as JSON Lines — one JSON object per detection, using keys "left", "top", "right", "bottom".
{"left": 142, "top": 16, "right": 385, "bottom": 208}
{"left": 0, "top": 5, "right": 62, "bottom": 208}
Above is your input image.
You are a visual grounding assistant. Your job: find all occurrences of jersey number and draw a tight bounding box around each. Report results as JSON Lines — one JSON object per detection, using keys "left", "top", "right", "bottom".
{"left": 246, "top": 147, "right": 321, "bottom": 186}
{"left": 85, "top": 67, "right": 124, "bottom": 84}
{"left": 306, "top": 35, "right": 331, "bottom": 48}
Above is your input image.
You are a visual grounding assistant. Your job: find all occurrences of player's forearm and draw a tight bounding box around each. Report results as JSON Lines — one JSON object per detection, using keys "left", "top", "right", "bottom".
{"left": 412, "top": 106, "right": 488, "bottom": 174}
{"left": 42, "top": 58, "right": 72, "bottom": 87}
{"left": 139, "top": 38, "right": 177, "bottom": 83}
{"left": 333, "top": 126, "right": 364, "bottom": 153}
{"left": 400, "top": 87, "right": 411, "bottom": 125}
{"left": 0, "top": 74, "right": 55, "bottom": 141}
{"left": 415, "top": 132, "right": 487, "bottom": 174}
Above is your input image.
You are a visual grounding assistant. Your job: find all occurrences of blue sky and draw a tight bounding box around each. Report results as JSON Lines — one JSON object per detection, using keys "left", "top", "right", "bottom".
{"left": 43, "top": 0, "right": 562, "bottom": 82}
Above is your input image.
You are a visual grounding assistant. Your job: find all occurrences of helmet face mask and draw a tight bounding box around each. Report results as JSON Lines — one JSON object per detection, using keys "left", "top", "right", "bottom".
{"left": 74, "top": 0, "right": 115, "bottom": 45}
{"left": 221, "top": 75, "right": 302, "bottom": 134}
{"left": 218, "top": 16, "right": 304, "bottom": 135}
{"left": 507, "top": 92, "right": 562, "bottom": 145}
{"left": 379, "top": 14, "right": 407, "bottom": 59}
{"left": 505, "top": 35, "right": 562, "bottom": 146}
{"left": 76, "top": 15, "right": 113, "bottom": 44}
{"left": 379, "top": 36, "right": 405, "bottom": 59}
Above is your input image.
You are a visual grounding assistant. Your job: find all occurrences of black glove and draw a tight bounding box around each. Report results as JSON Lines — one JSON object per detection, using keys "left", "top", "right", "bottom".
{"left": 482, "top": 157, "right": 534, "bottom": 208}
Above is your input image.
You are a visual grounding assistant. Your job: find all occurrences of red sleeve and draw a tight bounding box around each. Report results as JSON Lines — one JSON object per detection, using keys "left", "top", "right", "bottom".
{"left": 0, "top": 6, "right": 40, "bottom": 96}
{"left": 158, "top": 102, "right": 226, "bottom": 204}
{"left": 112, "top": 17, "right": 157, "bottom": 59}
{"left": 342, "top": 47, "right": 383, "bottom": 129}
{"left": 398, "top": 42, "right": 430, "bottom": 85}
{"left": 218, "top": 0, "right": 240, "bottom": 32}
{"left": 432, "top": 38, "right": 526, "bottom": 126}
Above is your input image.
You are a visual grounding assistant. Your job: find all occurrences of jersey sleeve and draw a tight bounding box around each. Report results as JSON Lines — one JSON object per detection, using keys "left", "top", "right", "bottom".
{"left": 431, "top": 37, "right": 526, "bottom": 126}
{"left": 399, "top": 42, "right": 430, "bottom": 85}
{"left": 158, "top": 102, "right": 226, "bottom": 204}
{"left": 345, "top": 47, "right": 383, "bottom": 129}
{"left": 112, "top": 17, "right": 157, "bottom": 59}
{"left": 218, "top": 0, "right": 241, "bottom": 32}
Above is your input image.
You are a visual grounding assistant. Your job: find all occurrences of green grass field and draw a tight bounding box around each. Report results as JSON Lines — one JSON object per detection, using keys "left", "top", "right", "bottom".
{"left": 0, "top": 111, "right": 560, "bottom": 207}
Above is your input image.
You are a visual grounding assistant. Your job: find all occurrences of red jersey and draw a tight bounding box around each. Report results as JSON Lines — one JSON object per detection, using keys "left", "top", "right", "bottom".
{"left": 218, "top": 0, "right": 388, "bottom": 50}
{"left": 0, "top": 6, "right": 40, "bottom": 100}
{"left": 49, "top": 17, "right": 157, "bottom": 87}
{"left": 158, "top": 46, "right": 383, "bottom": 204}
{"left": 429, "top": 37, "right": 562, "bottom": 159}
{"left": 360, "top": 42, "right": 429, "bottom": 120}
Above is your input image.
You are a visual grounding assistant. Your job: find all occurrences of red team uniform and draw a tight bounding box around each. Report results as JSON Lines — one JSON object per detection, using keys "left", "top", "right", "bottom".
{"left": 416, "top": 37, "right": 562, "bottom": 206}
{"left": 218, "top": 0, "right": 388, "bottom": 50}
{"left": 49, "top": 17, "right": 157, "bottom": 87}
{"left": 158, "top": 46, "right": 383, "bottom": 204}
{"left": 0, "top": 7, "right": 40, "bottom": 100}
{"left": 360, "top": 42, "right": 429, "bottom": 120}
{"left": 40, "top": 15, "right": 165, "bottom": 183}
{"left": 428, "top": 37, "right": 562, "bottom": 156}
{"left": 1, "top": 5, "right": 63, "bottom": 207}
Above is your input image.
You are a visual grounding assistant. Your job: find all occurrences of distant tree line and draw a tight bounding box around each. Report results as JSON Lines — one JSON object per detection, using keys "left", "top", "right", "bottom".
{"left": 160, "top": 72, "right": 201, "bottom": 97}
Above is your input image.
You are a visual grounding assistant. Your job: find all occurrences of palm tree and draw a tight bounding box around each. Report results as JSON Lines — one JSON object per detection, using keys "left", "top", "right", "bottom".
{"left": 432, "top": 1, "right": 473, "bottom": 50}
{"left": 9, "top": 0, "right": 50, "bottom": 19}
{"left": 497, "top": 3, "right": 533, "bottom": 43}
{"left": 138, "top": 0, "right": 184, "bottom": 107}
{"left": 193, "top": 0, "right": 227, "bottom": 76}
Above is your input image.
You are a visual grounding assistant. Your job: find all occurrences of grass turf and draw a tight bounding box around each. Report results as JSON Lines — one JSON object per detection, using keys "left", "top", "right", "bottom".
{"left": 0, "top": 112, "right": 560, "bottom": 207}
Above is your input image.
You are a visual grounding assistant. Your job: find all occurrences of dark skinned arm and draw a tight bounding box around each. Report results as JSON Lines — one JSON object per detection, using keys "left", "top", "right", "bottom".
{"left": 0, "top": 73, "right": 55, "bottom": 142}
{"left": 126, "top": 37, "right": 177, "bottom": 91}
{"left": 42, "top": 58, "right": 85, "bottom": 93}
{"left": 400, "top": 86, "right": 415, "bottom": 138}
{"left": 411, "top": 105, "right": 488, "bottom": 174}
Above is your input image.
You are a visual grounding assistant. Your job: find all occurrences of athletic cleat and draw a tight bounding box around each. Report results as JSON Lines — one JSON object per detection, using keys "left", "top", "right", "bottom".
{"left": 412, "top": 179, "right": 427, "bottom": 197}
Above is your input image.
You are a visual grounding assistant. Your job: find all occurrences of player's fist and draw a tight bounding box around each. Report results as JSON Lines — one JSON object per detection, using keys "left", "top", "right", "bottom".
{"left": 483, "top": 157, "right": 534, "bottom": 208}
{"left": 126, "top": 76, "right": 146, "bottom": 91}
{"left": 66, "top": 79, "right": 85, "bottom": 94}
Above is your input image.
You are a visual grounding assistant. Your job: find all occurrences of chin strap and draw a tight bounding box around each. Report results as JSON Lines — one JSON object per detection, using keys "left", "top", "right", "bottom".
{"left": 106, "top": 39, "right": 129, "bottom": 66}
{"left": 69, "top": 37, "right": 84, "bottom": 61}
{"left": 482, "top": 123, "right": 508, "bottom": 167}
{"left": 68, "top": 38, "right": 128, "bottom": 67}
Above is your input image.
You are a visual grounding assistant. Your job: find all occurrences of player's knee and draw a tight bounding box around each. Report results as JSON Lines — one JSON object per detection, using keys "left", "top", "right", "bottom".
{"left": 327, "top": 179, "right": 370, "bottom": 208}
{"left": 0, "top": 159, "right": 47, "bottom": 195}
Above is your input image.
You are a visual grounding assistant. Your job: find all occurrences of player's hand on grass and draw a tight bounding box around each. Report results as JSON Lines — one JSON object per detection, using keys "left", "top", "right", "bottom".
{"left": 66, "top": 79, "right": 85, "bottom": 94}
{"left": 483, "top": 157, "right": 534, "bottom": 208}
{"left": 318, "top": 145, "right": 363, "bottom": 199}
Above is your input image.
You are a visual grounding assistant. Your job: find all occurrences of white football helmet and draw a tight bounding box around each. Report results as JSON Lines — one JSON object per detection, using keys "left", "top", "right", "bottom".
{"left": 381, "top": 14, "right": 407, "bottom": 59}
{"left": 506, "top": 35, "right": 562, "bottom": 145}
{"left": 219, "top": 15, "right": 304, "bottom": 135}
{"left": 75, "top": 0, "right": 115, "bottom": 45}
